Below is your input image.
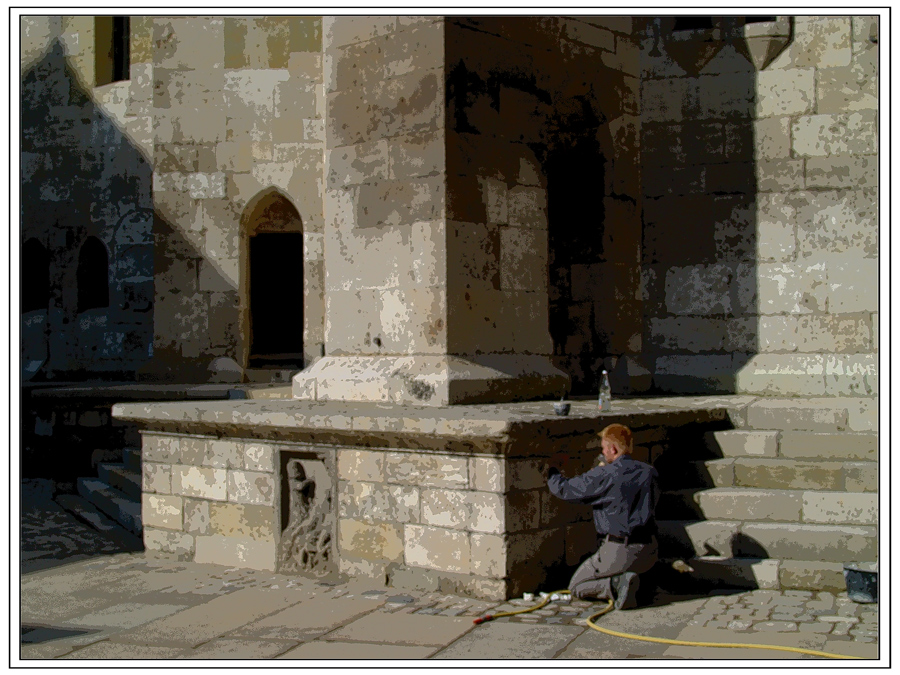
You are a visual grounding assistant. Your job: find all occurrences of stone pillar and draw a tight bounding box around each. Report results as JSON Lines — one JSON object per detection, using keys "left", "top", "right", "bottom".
{"left": 293, "top": 17, "right": 567, "bottom": 405}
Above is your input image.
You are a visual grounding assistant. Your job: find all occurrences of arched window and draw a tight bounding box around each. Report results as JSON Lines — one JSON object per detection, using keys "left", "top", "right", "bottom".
{"left": 22, "top": 238, "right": 49, "bottom": 312}
{"left": 77, "top": 237, "right": 110, "bottom": 313}
{"left": 95, "top": 16, "right": 130, "bottom": 85}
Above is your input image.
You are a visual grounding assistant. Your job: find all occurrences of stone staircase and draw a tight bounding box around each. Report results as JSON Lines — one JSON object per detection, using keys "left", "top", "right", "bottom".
{"left": 58, "top": 447, "right": 143, "bottom": 547}
{"left": 656, "top": 397, "right": 878, "bottom": 593}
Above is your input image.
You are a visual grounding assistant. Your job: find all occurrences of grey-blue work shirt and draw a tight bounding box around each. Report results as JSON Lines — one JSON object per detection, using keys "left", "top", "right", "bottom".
{"left": 547, "top": 456, "right": 659, "bottom": 539}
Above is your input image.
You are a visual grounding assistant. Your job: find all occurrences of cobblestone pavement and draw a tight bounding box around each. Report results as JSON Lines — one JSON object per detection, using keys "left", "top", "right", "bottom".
{"left": 19, "top": 481, "right": 880, "bottom": 662}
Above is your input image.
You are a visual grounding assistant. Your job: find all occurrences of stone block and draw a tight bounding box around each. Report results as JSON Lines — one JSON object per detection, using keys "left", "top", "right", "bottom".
{"left": 142, "top": 463, "right": 173, "bottom": 494}
{"left": 470, "top": 533, "right": 506, "bottom": 577}
{"left": 404, "top": 524, "right": 470, "bottom": 574}
{"left": 802, "top": 492, "right": 877, "bottom": 525}
{"left": 754, "top": 117, "right": 792, "bottom": 159}
{"left": 478, "top": 177, "right": 508, "bottom": 225}
{"left": 383, "top": 452, "right": 468, "bottom": 488}
{"left": 144, "top": 527, "right": 194, "bottom": 559}
{"left": 736, "top": 354, "right": 827, "bottom": 396}
{"left": 846, "top": 398, "right": 877, "bottom": 432}
{"left": 737, "top": 523, "right": 876, "bottom": 563}
{"left": 227, "top": 470, "right": 276, "bottom": 506}
{"left": 844, "top": 462, "right": 877, "bottom": 492}
{"left": 470, "top": 456, "right": 505, "bottom": 492}
{"left": 143, "top": 434, "right": 181, "bottom": 463}
{"left": 467, "top": 493, "right": 504, "bottom": 534}
{"left": 564, "top": 19, "right": 615, "bottom": 51}
{"left": 243, "top": 443, "right": 275, "bottom": 473}
{"left": 747, "top": 398, "right": 851, "bottom": 432}
{"left": 694, "top": 488, "right": 802, "bottom": 522}
{"left": 173, "top": 466, "right": 228, "bottom": 501}
{"left": 756, "top": 193, "right": 797, "bottom": 261}
{"left": 641, "top": 77, "right": 687, "bottom": 123}
{"left": 757, "top": 261, "right": 828, "bottom": 314}
{"left": 734, "top": 459, "right": 843, "bottom": 491}
{"left": 756, "top": 68, "right": 815, "bottom": 118}
{"left": 816, "top": 50, "right": 877, "bottom": 114}
{"left": 421, "top": 489, "right": 469, "bottom": 530}
{"left": 507, "top": 459, "right": 545, "bottom": 491}
{"left": 507, "top": 186, "right": 548, "bottom": 229}
{"left": 827, "top": 256, "right": 878, "bottom": 312}
{"left": 779, "top": 432, "right": 876, "bottom": 461}
{"left": 506, "top": 490, "right": 540, "bottom": 532}
{"left": 194, "top": 535, "right": 277, "bottom": 571}
{"left": 142, "top": 493, "right": 183, "bottom": 530}
{"left": 499, "top": 227, "right": 547, "bottom": 293}
{"left": 183, "top": 498, "right": 211, "bottom": 535}
{"left": 180, "top": 437, "right": 243, "bottom": 469}
{"left": 340, "top": 519, "right": 404, "bottom": 563}
{"left": 756, "top": 159, "right": 804, "bottom": 192}
{"left": 388, "top": 132, "right": 444, "bottom": 181}
{"left": 657, "top": 519, "right": 741, "bottom": 558}
{"left": 806, "top": 157, "right": 877, "bottom": 189}
{"left": 649, "top": 317, "right": 725, "bottom": 353}
{"left": 324, "top": 16, "right": 398, "bottom": 50}
{"left": 825, "top": 355, "right": 878, "bottom": 396}
{"left": 792, "top": 111, "right": 877, "bottom": 157}
{"left": 664, "top": 264, "right": 732, "bottom": 316}
{"left": 791, "top": 17, "right": 852, "bottom": 69}
{"left": 327, "top": 140, "right": 388, "bottom": 188}
{"left": 653, "top": 355, "right": 736, "bottom": 393}
{"left": 796, "top": 191, "right": 877, "bottom": 257}
{"left": 209, "top": 502, "right": 276, "bottom": 540}
{"left": 779, "top": 560, "right": 845, "bottom": 592}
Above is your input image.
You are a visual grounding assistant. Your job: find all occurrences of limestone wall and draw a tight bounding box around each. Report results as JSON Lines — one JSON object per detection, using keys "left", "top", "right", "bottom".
{"left": 21, "top": 16, "right": 154, "bottom": 378}
{"left": 639, "top": 16, "right": 878, "bottom": 398}
{"left": 444, "top": 17, "right": 644, "bottom": 394}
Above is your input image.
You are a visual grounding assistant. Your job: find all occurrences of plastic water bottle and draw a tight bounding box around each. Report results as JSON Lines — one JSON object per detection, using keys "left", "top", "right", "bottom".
{"left": 598, "top": 369, "right": 612, "bottom": 413}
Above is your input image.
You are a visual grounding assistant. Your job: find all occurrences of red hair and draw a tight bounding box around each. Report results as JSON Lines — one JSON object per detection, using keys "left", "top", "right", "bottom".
{"left": 599, "top": 424, "right": 633, "bottom": 455}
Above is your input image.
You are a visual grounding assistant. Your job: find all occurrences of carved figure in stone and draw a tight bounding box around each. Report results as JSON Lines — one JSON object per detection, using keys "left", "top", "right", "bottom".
{"left": 278, "top": 459, "right": 334, "bottom": 576}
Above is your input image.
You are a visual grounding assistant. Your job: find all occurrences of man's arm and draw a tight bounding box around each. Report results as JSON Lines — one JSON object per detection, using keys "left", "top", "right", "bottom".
{"left": 547, "top": 467, "right": 610, "bottom": 504}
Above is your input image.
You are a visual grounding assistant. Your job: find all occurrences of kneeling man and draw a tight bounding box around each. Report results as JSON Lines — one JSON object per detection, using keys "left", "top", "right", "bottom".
{"left": 545, "top": 424, "right": 659, "bottom": 609}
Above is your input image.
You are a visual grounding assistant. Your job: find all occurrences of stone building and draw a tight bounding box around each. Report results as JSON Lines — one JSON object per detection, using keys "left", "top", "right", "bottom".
{"left": 20, "top": 15, "right": 879, "bottom": 598}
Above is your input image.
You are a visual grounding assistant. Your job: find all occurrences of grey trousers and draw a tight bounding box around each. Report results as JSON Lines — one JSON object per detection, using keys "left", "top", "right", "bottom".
{"left": 568, "top": 536, "right": 659, "bottom": 600}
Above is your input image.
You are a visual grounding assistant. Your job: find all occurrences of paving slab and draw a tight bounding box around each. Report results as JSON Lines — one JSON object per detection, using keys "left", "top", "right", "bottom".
{"left": 59, "top": 641, "right": 186, "bottom": 659}
{"left": 325, "top": 609, "right": 475, "bottom": 647}
{"left": 557, "top": 597, "right": 707, "bottom": 659}
{"left": 60, "top": 602, "right": 190, "bottom": 630}
{"left": 21, "top": 589, "right": 119, "bottom": 625}
{"left": 180, "top": 638, "right": 300, "bottom": 659}
{"left": 231, "top": 593, "right": 384, "bottom": 640}
{"left": 431, "top": 622, "right": 584, "bottom": 659}
{"left": 663, "top": 625, "right": 831, "bottom": 660}
{"left": 107, "top": 587, "right": 308, "bottom": 648}
{"left": 277, "top": 640, "right": 436, "bottom": 659}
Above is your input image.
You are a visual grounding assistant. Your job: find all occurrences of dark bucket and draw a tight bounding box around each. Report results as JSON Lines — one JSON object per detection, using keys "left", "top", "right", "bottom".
{"left": 844, "top": 563, "right": 878, "bottom": 603}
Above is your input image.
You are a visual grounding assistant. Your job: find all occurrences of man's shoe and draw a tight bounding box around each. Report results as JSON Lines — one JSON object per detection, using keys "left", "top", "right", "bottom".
{"left": 612, "top": 572, "right": 640, "bottom": 610}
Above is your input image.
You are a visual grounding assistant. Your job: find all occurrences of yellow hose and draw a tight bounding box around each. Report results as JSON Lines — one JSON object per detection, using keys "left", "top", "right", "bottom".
{"left": 475, "top": 591, "right": 866, "bottom": 660}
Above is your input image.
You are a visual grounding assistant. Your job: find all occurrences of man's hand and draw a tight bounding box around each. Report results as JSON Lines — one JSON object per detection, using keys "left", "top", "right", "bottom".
{"left": 543, "top": 452, "right": 570, "bottom": 480}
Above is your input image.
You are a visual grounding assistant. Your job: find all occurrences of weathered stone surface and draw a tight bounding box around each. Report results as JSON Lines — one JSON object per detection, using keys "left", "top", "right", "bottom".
{"left": 209, "top": 502, "right": 276, "bottom": 540}
{"left": 194, "top": 535, "right": 277, "bottom": 571}
{"left": 142, "top": 463, "right": 173, "bottom": 494}
{"left": 144, "top": 527, "right": 194, "bottom": 558}
{"left": 182, "top": 498, "right": 211, "bottom": 535}
{"left": 693, "top": 488, "right": 803, "bottom": 522}
{"left": 227, "top": 470, "right": 276, "bottom": 506}
{"left": 802, "top": 491, "right": 877, "bottom": 526}
{"left": 142, "top": 493, "right": 183, "bottom": 530}
{"left": 746, "top": 398, "right": 850, "bottom": 432}
{"left": 707, "top": 430, "right": 778, "bottom": 458}
{"left": 173, "top": 466, "right": 228, "bottom": 501}
{"left": 384, "top": 452, "right": 469, "bottom": 488}
{"left": 737, "top": 522, "right": 876, "bottom": 562}
{"left": 778, "top": 432, "right": 876, "bottom": 461}
{"left": 734, "top": 459, "right": 843, "bottom": 491}
{"left": 657, "top": 519, "right": 741, "bottom": 558}
{"left": 779, "top": 560, "right": 846, "bottom": 592}
{"left": 844, "top": 462, "right": 877, "bottom": 493}
{"left": 404, "top": 524, "right": 470, "bottom": 574}
{"left": 339, "top": 519, "right": 404, "bottom": 563}
{"left": 338, "top": 449, "right": 384, "bottom": 482}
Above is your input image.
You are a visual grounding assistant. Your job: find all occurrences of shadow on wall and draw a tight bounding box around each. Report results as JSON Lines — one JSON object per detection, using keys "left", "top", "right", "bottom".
{"left": 640, "top": 19, "right": 763, "bottom": 396}
{"left": 21, "top": 39, "right": 154, "bottom": 382}
{"left": 445, "top": 17, "right": 764, "bottom": 397}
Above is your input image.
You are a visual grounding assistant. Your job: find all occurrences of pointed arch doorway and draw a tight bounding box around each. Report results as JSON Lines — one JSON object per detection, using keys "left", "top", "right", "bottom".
{"left": 241, "top": 189, "right": 305, "bottom": 369}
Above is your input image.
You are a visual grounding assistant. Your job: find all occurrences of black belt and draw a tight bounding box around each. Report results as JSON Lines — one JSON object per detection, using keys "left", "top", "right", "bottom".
{"left": 604, "top": 532, "right": 653, "bottom": 546}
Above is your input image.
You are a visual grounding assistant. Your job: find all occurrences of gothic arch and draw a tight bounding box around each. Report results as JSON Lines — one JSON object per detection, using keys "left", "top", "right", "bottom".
{"left": 239, "top": 188, "right": 305, "bottom": 368}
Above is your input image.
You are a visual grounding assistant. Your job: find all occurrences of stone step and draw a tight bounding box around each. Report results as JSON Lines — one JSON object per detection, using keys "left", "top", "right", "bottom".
{"left": 54, "top": 494, "right": 143, "bottom": 551}
{"left": 658, "top": 487, "right": 878, "bottom": 525}
{"left": 658, "top": 517, "right": 877, "bottom": 565}
{"left": 664, "top": 458, "right": 876, "bottom": 492}
{"left": 123, "top": 447, "right": 141, "bottom": 472}
{"left": 98, "top": 462, "right": 142, "bottom": 500}
{"left": 744, "top": 397, "right": 875, "bottom": 433}
{"left": 77, "top": 478, "right": 142, "bottom": 535}
{"left": 704, "top": 430, "right": 878, "bottom": 462}
{"left": 244, "top": 369, "right": 297, "bottom": 384}
{"left": 659, "top": 556, "right": 849, "bottom": 593}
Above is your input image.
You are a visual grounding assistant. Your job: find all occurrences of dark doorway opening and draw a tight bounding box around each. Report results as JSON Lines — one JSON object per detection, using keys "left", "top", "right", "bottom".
{"left": 249, "top": 232, "right": 304, "bottom": 367}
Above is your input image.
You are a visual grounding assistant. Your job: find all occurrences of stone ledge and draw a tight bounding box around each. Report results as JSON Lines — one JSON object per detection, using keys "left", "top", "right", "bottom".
{"left": 113, "top": 395, "right": 749, "bottom": 453}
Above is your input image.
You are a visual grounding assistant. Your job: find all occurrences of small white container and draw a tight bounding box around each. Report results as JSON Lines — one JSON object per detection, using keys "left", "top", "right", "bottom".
{"left": 522, "top": 592, "right": 534, "bottom": 602}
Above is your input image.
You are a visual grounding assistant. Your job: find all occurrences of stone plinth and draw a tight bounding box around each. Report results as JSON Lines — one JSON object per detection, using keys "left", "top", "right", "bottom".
{"left": 113, "top": 396, "right": 745, "bottom": 599}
